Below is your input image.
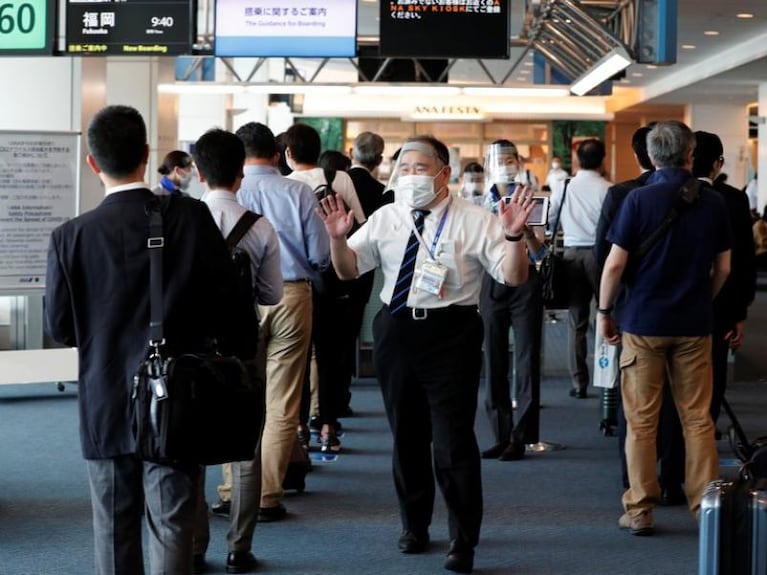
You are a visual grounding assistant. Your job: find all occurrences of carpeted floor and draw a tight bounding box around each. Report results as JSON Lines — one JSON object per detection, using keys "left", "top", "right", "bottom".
{"left": 1, "top": 292, "right": 765, "bottom": 575}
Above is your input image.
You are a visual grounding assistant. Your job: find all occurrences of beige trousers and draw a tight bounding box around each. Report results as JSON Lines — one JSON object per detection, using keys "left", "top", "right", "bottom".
{"left": 258, "top": 281, "right": 312, "bottom": 508}
{"left": 620, "top": 333, "right": 718, "bottom": 518}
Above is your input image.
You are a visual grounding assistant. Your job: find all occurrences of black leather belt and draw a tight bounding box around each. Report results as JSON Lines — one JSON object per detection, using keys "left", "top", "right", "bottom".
{"left": 384, "top": 304, "right": 478, "bottom": 321}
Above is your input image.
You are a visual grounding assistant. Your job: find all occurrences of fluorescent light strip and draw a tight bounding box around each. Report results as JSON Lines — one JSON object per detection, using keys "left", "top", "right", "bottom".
{"left": 570, "top": 47, "right": 632, "bottom": 96}
{"left": 352, "top": 85, "right": 462, "bottom": 96}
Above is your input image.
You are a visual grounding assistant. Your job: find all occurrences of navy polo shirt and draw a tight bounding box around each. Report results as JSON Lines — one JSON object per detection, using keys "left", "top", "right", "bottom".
{"left": 607, "top": 168, "right": 731, "bottom": 337}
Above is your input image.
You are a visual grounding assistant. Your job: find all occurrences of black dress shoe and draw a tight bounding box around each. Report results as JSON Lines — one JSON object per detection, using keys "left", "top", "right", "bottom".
{"left": 498, "top": 441, "right": 525, "bottom": 461}
{"left": 397, "top": 530, "right": 430, "bottom": 554}
{"left": 659, "top": 486, "right": 686, "bottom": 506}
{"left": 569, "top": 387, "right": 588, "bottom": 399}
{"left": 257, "top": 503, "right": 287, "bottom": 522}
{"left": 226, "top": 551, "right": 258, "bottom": 574}
{"left": 192, "top": 554, "right": 206, "bottom": 574}
{"left": 481, "top": 442, "right": 509, "bottom": 459}
{"left": 211, "top": 500, "right": 231, "bottom": 517}
{"left": 444, "top": 550, "right": 474, "bottom": 573}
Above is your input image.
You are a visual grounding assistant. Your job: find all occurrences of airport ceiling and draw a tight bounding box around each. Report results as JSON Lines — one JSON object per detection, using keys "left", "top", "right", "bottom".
{"left": 355, "top": 0, "right": 767, "bottom": 107}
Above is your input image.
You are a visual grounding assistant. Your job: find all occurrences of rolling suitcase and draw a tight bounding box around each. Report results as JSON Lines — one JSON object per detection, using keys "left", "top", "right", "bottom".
{"left": 698, "top": 478, "right": 767, "bottom": 575}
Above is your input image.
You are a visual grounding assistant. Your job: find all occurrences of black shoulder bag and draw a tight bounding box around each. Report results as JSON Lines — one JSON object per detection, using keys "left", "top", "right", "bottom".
{"left": 540, "top": 178, "right": 571, "bottom": 309}
{"left": 131, "top": 202, "right": 264, "bottom": 465}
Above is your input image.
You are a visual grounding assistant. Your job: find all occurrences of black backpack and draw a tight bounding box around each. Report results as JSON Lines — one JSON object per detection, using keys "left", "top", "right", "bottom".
{"left": 224, "top": 211, "right": 262, "bottom": 356}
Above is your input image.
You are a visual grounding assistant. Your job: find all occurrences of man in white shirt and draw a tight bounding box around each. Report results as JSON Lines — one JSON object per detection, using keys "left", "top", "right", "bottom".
{"left": 316, "top": 135, "right": 533, "bottom": 575}
{"left": 545, "top": 155, "right": 570, "bottom": 195}
{"left": 192, "top": 128, "right": 283, "bottom": 574}
{"left": 548, "top": 138, "right": 612, "bottom": 398}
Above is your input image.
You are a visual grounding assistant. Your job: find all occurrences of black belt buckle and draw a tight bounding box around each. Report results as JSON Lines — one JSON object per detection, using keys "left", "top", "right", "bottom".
{"left": 412, "top": 308, "right": 428, "bottom": 321}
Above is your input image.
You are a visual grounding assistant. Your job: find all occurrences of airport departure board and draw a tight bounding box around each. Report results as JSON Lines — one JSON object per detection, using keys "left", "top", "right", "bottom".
{"left": 380, "top": 0, "right": 509, "bottom": 59}
{"left": 0, "top": 0, "right": 55, "bottom": 55}
{"left": 65, "top": 0, "right": 192, "bottom": 56}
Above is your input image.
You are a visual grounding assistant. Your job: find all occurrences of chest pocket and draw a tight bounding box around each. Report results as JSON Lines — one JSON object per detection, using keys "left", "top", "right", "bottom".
{"left": 434, "top": 240, "right": 461, "bottom": 288}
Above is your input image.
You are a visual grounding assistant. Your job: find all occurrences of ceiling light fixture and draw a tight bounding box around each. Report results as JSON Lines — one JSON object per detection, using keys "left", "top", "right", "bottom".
{"left": 681, "top": 44, "right": 696, "bottom": 49}
{"left": 569, "top": 46, "right": 632, "bottom": 96}
{"left": 736, "top": 13, "right": 754, "bottom": 19}
{"left": 703, "top": 30, "right": 719, "bottom": 36}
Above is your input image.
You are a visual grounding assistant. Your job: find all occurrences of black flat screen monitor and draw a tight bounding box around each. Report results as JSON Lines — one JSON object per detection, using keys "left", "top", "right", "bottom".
{"left": 0, "top": 0, "right": 55, "bottom": 55}
{"left": 65, "top": 0, "right": 192, "bottom": 56}
{"left": 214, "top": 0, "right": 357, "bottom": 58}
{"left": 380, "top": 0, "right": 509, "bottom": 59}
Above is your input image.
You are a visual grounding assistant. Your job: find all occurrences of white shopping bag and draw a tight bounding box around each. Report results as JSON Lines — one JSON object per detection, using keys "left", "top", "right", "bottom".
{"left": 593, "top": 327, "right": 619, "bottom": 389}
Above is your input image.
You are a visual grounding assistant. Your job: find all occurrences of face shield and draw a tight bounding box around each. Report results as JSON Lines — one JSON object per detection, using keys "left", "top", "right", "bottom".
{"left": 387, "top": 141, "right": 447, "bottom": 208}
{"left": 484, "top": 144, "right": 520, "bottom": 187}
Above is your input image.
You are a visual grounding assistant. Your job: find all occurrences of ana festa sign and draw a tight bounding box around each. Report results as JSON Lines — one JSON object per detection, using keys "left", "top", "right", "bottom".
{"left": 410, "top": 105, "right": 484, "bottom": 120}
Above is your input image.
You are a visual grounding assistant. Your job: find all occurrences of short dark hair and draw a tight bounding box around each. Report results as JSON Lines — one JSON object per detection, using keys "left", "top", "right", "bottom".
{"left": 158, "top": 150, "right": 192, "bottom": 175}
{"left": 463, "top": 161, "right": 484, "bottom": 174}
{"left": 319, "top": 150, "right": 351, "bottom": 173}
{"left": 631, "top": 127, "right": 654, "bottom": 171}
{"left": 403, "top": 135, "right": 450, "bottom": 166}
{"left": 692, "top": 131, "right": 724, "bottom": 178}
{"left": 192, "top": 129, "right": 245, "bottom": 189}
{"left": 87, "top": 105, "right": 147, "bottom": 178}
{"left": 576, "top": 138, "right": 606, "bottom": 170}
{"left": 274, "top": 132, "right": 292, "bottom": 176}
{"left": 285, "top": 123, "right": 321, "bottom": 165}
{"left": 236, "top": 122, "right": 276, "bottom": 159}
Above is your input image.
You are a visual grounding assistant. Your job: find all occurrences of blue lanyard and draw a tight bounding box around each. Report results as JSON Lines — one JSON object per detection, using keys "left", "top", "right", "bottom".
{"left": 412, "top": 197, "right": 451, "bottom": 260}
{"left": 159, "top": 176, "right": 180, "bottom": 194}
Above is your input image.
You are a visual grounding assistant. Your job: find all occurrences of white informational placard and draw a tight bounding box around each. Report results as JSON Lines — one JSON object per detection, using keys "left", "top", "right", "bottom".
{"left": 214, "top": 0, "right": 357, "bottom": 57}
{"left": 0, "top": 131, "right": 80, "bottom": 292}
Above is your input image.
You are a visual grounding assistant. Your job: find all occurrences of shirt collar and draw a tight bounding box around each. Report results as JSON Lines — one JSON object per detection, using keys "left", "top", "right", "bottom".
{"left": 105, "top": 182, "right": 149, "bottom": 196}
{"left": 244, "top": 165, "right": 280, "bottom": 176}
{"left": 204, "top": 189, "right": 238, "bottom": 201}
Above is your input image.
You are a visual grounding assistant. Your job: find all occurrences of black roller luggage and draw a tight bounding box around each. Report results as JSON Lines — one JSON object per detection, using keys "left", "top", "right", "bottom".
{"left": 698, "top": 478, "right": 767, "bottom": 575}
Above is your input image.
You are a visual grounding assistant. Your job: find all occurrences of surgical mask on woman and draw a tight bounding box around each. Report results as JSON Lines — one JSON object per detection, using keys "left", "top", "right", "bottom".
{"left": 463, "top": 182, "right": 484, "bottom": 196}
{"left": 397, "top": 170, "right": 444, "bottom": 208}
{"left": 492, "top": 164, "right": 519, "bottom": 184}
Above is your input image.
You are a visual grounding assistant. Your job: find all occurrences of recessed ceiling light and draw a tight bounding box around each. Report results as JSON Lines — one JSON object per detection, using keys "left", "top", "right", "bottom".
{"left": 736, "top": 13, "right": 754, "bottom": 19}
{"left": 518, "top": 68, "right": 530, "bottom": 75}
{"left": 681, "top": 44, "right": 696, "bottom": 50}
{"left": 631, "top": 72, "right": 643, "bottom": 77}
{"left": 646, "top": 65, "right": 658, "bottom": 70}
{"left": 704, "top": 30, "right": 720, "bottom": 36}
{"left": 523, "top": 61, "right": 533, "bottom": 67}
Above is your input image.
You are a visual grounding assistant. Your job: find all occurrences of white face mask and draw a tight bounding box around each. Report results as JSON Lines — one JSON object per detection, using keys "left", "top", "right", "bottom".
{"left": 552, "top": 161, "right": 562, "bottom": 170}
{"left": 397, "top": 173, "right": 441, "bottom": 208}
{"left": 492, "top": 164, "right": 519, "bottom": 184}
{"left": 464, "top": 182, "right": 484, "bottom": 196}
{"left": 178, "top": 171, "right": 192, "bottom": 190}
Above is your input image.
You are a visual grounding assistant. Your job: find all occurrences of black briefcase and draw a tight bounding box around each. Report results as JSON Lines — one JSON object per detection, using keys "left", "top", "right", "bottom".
{"left": 132, "top": 352, "right": 263, "bottom": 466}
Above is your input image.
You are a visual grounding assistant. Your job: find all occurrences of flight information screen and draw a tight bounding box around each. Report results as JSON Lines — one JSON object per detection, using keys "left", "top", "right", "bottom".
{"left": 65, "top": 0, "right": 192, "bottom": 56}
{"left": 0, "top": 0, "right": 55, "bottom": 55}
{"left": 380, "top": 0, "right": 509, "bottom": 59}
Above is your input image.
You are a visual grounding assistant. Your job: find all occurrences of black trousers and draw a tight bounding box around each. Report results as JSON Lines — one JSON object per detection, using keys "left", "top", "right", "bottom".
{"left": 479, "top": 269, "right": 543, "bottom": 445}
{"left": 373, "top": 304, "right": 483, "bottom": 551}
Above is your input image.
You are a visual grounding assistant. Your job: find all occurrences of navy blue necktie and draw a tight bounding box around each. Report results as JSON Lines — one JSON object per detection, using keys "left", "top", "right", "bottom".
{"left": 389, "top": 210, "right": 428, "bottom": 315}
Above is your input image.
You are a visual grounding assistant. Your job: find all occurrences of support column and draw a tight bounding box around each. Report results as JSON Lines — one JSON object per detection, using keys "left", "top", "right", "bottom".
{"left": 687, "top": 103, "right": 749, "bottom": 189}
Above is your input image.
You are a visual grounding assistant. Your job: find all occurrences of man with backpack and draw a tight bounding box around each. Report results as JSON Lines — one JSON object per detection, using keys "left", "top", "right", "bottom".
{"left": 194, "top": 128, "right": 283, "bottom": 573}
{"left": 285, "top": 124, "right": 367, "bottom": 453}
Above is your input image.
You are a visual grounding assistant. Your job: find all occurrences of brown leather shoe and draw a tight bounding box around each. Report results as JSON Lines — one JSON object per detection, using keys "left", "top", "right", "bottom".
{"left": 619, "top": 511, "right": 655, "bottom": 535}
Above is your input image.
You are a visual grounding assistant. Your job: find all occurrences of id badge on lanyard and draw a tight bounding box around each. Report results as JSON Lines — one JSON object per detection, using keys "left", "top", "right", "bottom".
{"left": 411, "top": 199, "right": 451, "bottom": 298}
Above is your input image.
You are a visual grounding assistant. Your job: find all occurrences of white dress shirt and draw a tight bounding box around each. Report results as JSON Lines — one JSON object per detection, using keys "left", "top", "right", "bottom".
{"left": 548, "top": 169, "right": 612, "bottom": 247}
{"left": 288, "top": 167, "right": 367, "bottom": 225}
{"left": 348, "top": 196, "right": 508, "bottom": 308}
{"left": 203, "top": 189, "right": 283, "bottom": 306}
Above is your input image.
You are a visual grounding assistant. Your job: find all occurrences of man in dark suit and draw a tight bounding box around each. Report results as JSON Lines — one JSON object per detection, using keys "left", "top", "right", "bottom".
{"left": 693, "top": 132, "right": 756, "bottom": 427}
{"left": 340, "top": 131, "right": 393, "bottom": 414}
{"left": 45, "top": 105, "right": 254, "bottom": 574}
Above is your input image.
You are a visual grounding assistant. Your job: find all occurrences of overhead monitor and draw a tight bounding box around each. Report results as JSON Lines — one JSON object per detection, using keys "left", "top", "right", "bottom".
{"left": 0, "top": 0, "right": 56, "bottom": 55}
{"left": 380, "top": 0, "right": 509, "bottom": 59}
{"left": 214, "top": 0, "right": 357, "bottom": 58}
{"left": 65, "top": 0, "right": 192, "bottom": 56}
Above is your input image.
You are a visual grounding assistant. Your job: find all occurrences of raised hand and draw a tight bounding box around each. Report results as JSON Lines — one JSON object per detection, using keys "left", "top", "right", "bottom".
{"left": 498, "top": 185, "right": 534, "bottom": 236}
{"left": 316, "top": 194, "right": 354, "bottom": 239}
